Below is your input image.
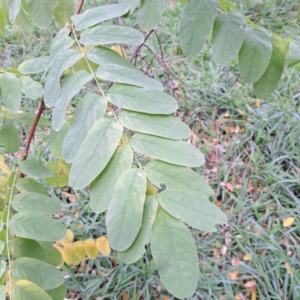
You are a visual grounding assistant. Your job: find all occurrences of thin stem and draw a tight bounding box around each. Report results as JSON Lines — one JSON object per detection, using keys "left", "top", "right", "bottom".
{"left": 130, "top": 29, "right": 154, "bottom": 63}
{"left": 6, "top": 170, "right": 19, "bottom": 288}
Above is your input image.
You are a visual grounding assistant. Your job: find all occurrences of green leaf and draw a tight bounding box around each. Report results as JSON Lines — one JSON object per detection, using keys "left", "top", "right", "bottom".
{"left": 16, "top": 178, "right": 48, "bottom": 195}
{"left": 239, "top": 27, "right": 272, "bottom": 83}
{"left": 119, "top": 110, "right": 191, "bottom": 140}
{"left": 10, "top": 238, "right": 48, "bottom": 262}
{"left": 0, "top": 285, "right": 5, "bottom": 299}
{"left": 180, "top": 0, "right": 217, "bottom": 56}
{"left": 212, "top": 12, "right": 246, "bottom": 65}
{"left": 11, "top": 280, "right": 52, "bottom": 300}
{"left": 0, "top": 121, "right": 20, "bottom": 153}
{"left": 0, "top": 241, "right": 4, "bottom": 255}
{"left": 151, "top": 209, "right": 199, "bottom": 299}
{"left": 119, "top": 0, "right": 139, "bottom": 14}
{"left": 52, "top": 0, "right": 74, "bottom": 26}
{"left": 96, "top": 64, "right": 163, "bottom": 91}
{"left": 18, "top": 56, "right": 49, "bottom": 74}
{"left": 47, "top": 36, "right": 75, "bottom": 69}
{"left": 12, "top": 257, "right": 64, "bottom": 290}
{"left": 45, "top": 283, "right": 67, "bottom": 300}
{"left": 49, "top": 123, "right": 70, "bottom": 159}
{"left": 157, "top": 189, "right": 227, "bottom": 231}
{"left": 44, "top": 159, "right": 71, "bottom": 187}
{"left": 72, "top": 4, "right": 128, "bottom": 30}
{"left": 12, "top": 192, "right": 60, "bottom": 215}
{"left": 87, "top": 46, "right": 135, "bottom": 69}
{"left": 117, "top": 196, "right": 158, "bottom": 263}
{"left": 15, "top": 8, "right": 32, "bottom": 34}
{"left": 19, "top": 159, "right": 53, "bottom": 178}
{"left": 137, "top": 0, "right": 169, "bottom": 31}
{"left": 286, "top": 41, "right": 300, "bottom": 68}
{"left": 7, "top": 0, "right": 20, "bottom": 24}
{"left": 253, "top": 34, "right": 288, "bottom": 99}
{"left": 62, "top": 93, "right": 107, "bottom": 163}
{"left": 0, "top": 72, "right": 21, "bottom": 112}
{"left": 130, "top": 133, "right": 204, "bottom": 167}
{"left": 9, "top": 211, "right": 66, "bottom": 242}
{"left": 107, "top": 84, "right": 178, "bottom": 114}
{"left": 44, "top": 49, "right": 83, "bottom": 107}
{"left": 90, "top": 145, "right": 133, "bottom": 213}
{"left": 26, "top": 0, "right": 53, "bottom": 29}
{"left": 145, "top": 160, "right": 213, "bottom": 196}
{"left": 18, "top": 76, "right": 43, "bottom": 99}
{"left": 0, "top": 261, "right": 5, "bottom": 277}
{"left": 52, "top": 70, "right": 93, "bottom": 131}
{"left": 0, "top": 0, "right": 8, "bottom": 35}
{"left": 80, "top": 25, "right": 144, "bottom": 46}
{"left": 37, "top": 241, "right": 62, "bottom": 266}
{"left": 17, "top": 113, "right": 50, "bottom": 129}
{"left": 107, "top": 168, "right": 147, "bottom": 251}
{"left": 69, "top": 118, "right": 123, "bottom": 190}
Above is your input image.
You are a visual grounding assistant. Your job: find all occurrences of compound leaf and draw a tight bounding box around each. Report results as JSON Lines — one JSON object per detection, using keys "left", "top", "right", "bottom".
{"left": 119, "top": 110, "right": 190, "bottom": 140}
{"left": 151, "top": 209, "right": 199, "bottom": 299}
{"left": 11, "top": 280, "right": 52, "bottom": 300}
{"left": 180, "top": 0, "right": 217, "bottom": 56}
{"left": 72, "top": 4, "right": 128, "bottom": 30}
{"left": 130, "top": 133, "right": 204, "bottom": 167}
{"left": 69, "top": 118, "right": 123, "bottom": 190}
{"left": 106, "top": 169, "right": 147, "bottom": 251}
{"left": 62, "top": 93, "right": 107, "bottom": 163}
{"left": 212, "top": 12, "right": 246, "bottom": 65}
{"left": 253, "top": 34, "right": 288, "bottom": 98}
{"left": 107, "top": 84, "right": 177, "bottom": 114}
{"left": 12, "top": 192, "right": 60, "bottom": 215}
{"left": 118, "top": 196, "right": 158, "bottom": 264}
{"left": 137, "top": 0, "right": 169, "bottom": 31}
{"left": 26, "top": 0, "right": 53, "bottom": 29}
{"left": 19, "top": 159, "right": 53, "bottom": 179}
{"left": 0, "top": 72, "right": 21, "bottom": 112}
{"left": 145, "top": 160, "right": 213, "bottom": 196}
{"left": 239, "top": 27, "right": 272, "bottom": 83}
{"left": 12, "top": 258, "right": 64, "bottom": 290}
{"left": 80, "top": 25, "right": 144, "bottom": 46}
{"left": 96, "top": 64, "right": 163, "bottom": 91}
{"left": 9, "top": 212, "right": 66, "bottom": 242}
{"left": 157, "top": 189, "right": 227, "bottom": 231}
{"left": 90, "top": 145, "right": 133, "bottom": 213}
{"left": 52, "top": 70, "right": 93, "bottom": 131}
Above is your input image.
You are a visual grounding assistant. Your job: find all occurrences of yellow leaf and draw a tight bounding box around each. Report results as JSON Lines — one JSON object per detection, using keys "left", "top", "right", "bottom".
{"left": 255, "top": 99, "right": 260, "bottom": 108}
{"left": 57, "top": 237, "right": 72, "bottom": 247}
{"left": 229, "top": 271, "right": 239, "bottom": 281}
{"left": 74, "top": 241, "right": 86, "bottom": 262}
{"left": 0, "top": 161, "right": 10, "bottom": 175}
{"left": 59, "top": 246, "right": 80, "bottom": 266}
{"left": 96, "top": 236, "right": 111, "bottom": 256}
{"left": 111, "top": 45, "right": 127, "bottom": 58}
{"left": 66, "top": 229, "right": 74, "bottom": 242}
{"left": 285, "top": 262, "right": 292, "bottom": 274}
{"left": 283, "top": 217, "right": 295, "bottom": 227}
{"left": 146, "top": 182, "right": 158, "bottom": 195}
{"left": 84, "top": 239, "right": 98, "bottom": 260}
{"left": 243, "top": 254, "right": 252, "bottom": 261}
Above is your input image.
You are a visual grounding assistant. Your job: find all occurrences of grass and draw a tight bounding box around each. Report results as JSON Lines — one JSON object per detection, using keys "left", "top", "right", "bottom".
{"left": 0, "top": 0, "right": 300, "bottom": 299}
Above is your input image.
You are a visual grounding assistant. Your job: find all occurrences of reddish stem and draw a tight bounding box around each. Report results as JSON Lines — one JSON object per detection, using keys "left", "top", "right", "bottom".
{"left": 20, "top": 0, "right": 85, "bottom": 177}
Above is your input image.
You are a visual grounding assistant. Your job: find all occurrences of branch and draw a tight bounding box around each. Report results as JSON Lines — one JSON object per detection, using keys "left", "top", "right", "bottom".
{"left": 20, "top": 0, "right": 85, "bottom": 176}
{"left": 130, "top": 29, "right": 154, "bottom": 63}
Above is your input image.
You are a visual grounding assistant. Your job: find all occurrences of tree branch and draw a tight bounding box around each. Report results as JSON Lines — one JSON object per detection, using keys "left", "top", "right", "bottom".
{"left": 20, "top": 0, "right": 85, "bottom": 177}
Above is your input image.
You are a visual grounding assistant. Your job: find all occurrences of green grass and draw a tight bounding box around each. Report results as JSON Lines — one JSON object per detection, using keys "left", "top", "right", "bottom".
{"left": 1, "top": 0, "right": 300, "bottom": 299}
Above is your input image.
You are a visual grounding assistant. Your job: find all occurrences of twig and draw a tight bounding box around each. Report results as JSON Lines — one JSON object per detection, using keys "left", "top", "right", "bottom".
{"left": 130, "top": 29, "right": 154, "bottom": 63}
{"left": 20, "top": 0, "right": 85, "bottom": 176}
